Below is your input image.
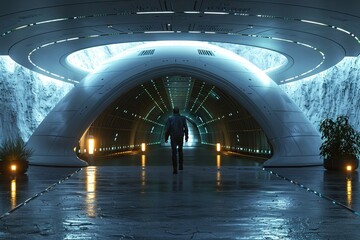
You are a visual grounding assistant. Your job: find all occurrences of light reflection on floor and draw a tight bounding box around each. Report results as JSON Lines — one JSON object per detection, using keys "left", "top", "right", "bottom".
{"left": 1, "top": 148, "right": 360, "bottom": 239}
{"left": 88, "top": 146, "right": 265, "bottom": 167}
{"left": 10, "top": 179, "right": 16, "bottom": 209}
{"left": 86, "top": 166, "right": 97, "bottom": 218}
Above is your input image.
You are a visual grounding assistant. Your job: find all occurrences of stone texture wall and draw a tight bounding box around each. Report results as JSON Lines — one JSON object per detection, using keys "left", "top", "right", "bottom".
{"left": 0, "top": 56, "right": 73, "bottom": 142}
{"left": 280, "top": 57, "right": 360, "bottom": 132}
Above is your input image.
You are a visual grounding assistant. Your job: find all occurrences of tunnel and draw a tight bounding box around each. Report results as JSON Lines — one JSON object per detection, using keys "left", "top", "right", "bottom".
{"left": 27, "top": 41, "right": 322, "bottom": 167}
{"left": 76, "top": 75, "right": 272, "bottom": 159}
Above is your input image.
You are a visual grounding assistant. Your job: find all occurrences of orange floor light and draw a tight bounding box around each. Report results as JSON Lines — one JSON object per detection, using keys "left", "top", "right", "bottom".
{"left": 11, "top": 164, "right": 17, "bottom": 172}
{"left": 141, "top": 143, "right": 146, "bottom": 152}
{"left": 216, "top": 143, "right": 221, "bottom": 152}
{"left": 346, "top": 165, "right": 352, "bottom": 172}
{"left": 88, "top": 136, "right": 95, "bottom": 155}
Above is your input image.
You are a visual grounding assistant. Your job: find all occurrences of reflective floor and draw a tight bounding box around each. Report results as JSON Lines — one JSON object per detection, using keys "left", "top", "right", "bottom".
{"left": 0, "top": 147, "right": 359, "bottom": 239}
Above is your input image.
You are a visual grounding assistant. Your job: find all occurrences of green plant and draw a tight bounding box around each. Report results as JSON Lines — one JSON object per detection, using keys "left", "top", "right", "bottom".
{"left": 0, "top": 136, "right": 33, "bottom": 162}
{"left": 319, "top": 115, "right": 360, "bottom": 159}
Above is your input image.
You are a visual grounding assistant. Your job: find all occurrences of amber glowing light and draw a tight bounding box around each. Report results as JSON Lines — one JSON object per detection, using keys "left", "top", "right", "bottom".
{"left": 346, "top": 165, "right": 352, "bottom": 172}
{"left": 88, "top": 137, "right": 95, "bottom": 155}
{"left": 216, "top": 143, "right": 221, "bottom": 152}
{"left": 141, "top": 143, "right": 146, "bottom": 152}
{"left": 11, "top": 164, "right": 17, "bottom": 172}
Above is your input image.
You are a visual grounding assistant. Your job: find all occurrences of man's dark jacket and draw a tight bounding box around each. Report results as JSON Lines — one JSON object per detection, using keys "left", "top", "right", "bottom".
{"left": 165, "top": 113, "right": 189, "bottom": 142}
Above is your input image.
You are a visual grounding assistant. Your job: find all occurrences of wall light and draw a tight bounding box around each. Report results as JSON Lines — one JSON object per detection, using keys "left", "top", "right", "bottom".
{"left": 347, "top": 165, "right": 352, "bottom": 172}
{"left": 88, "top": 136, "right": 95, "bottom": 155}
{"left": 141, "top": 143, "right": 146, "bottom": 152}
{"left": 216, "top": 143, "right": 221, "bottom": 152}
{"left": 11, "top": 164, "right": 17, "bottom": 172}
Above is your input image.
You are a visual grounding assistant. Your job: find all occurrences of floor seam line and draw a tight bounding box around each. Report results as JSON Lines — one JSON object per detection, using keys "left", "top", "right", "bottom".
{"left": 0, "top": 168, "right": 83, "bottom": 220}
{"left": 263, "top": 168, "right": 360, "bottom": 217}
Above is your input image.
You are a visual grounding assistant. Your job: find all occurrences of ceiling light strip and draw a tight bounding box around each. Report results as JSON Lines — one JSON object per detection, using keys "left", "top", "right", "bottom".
{"left": 136, "top": 11, "right": 175, "bottom": 14}
{"left": 184, "top": 78, "right": 193, "bottom": 109}
{"left": 190, "top": 82, "right": 205, "bottom": 112}
{"left": 28, "top": 30, "right": 323, "bottom": 84}
{"left": 22, "top": 13, "right": 343, "bottom": 83}
{"left": 144, "top": 106, "right": 156, "bottom": 119}
{"left": 151, "top": 79, "right": 168, "bottom": 111}
{"left": 194, "top": 86, "right": 215, "bottom": 113}
{"left": 1, "top": 11, "right": 358, "bottom": 46}
{"left": 141, "top": 84, "right": 165, "bottom": 113}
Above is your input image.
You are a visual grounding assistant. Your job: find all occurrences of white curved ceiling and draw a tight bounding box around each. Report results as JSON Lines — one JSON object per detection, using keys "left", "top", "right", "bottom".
{"left": 1, "top": 0, "right": 360, "bottom": 84}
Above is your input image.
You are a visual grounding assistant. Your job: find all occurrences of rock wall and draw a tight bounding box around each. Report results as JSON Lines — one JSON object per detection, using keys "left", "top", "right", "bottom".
{"left": 280, "top": 56, "right": 360, "bottom": 132}
{"left": 0, "top": 56, "right": 73, "bottom": 142}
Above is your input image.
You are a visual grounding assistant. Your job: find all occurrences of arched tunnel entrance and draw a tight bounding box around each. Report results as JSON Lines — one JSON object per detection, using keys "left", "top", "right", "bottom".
{"left": 27, "top": 41, "right": 322, "bottom": 167}
{"left": 77, "top": 75, "right": 272, "bottom": 161}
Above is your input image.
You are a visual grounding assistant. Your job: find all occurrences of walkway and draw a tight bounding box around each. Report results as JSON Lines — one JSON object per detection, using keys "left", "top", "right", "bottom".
{"left": 0, "top": 147, "right": 359, "bottom": 239}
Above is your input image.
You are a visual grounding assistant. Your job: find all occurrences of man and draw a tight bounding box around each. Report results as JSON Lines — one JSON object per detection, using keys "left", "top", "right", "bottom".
{"left": 165, "top": 107, "right": 189, "bottom": 174}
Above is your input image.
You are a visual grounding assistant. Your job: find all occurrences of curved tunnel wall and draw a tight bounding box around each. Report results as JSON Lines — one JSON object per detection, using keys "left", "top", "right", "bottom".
{"left": 79, "top": 75, "right": 270, "bottom": 156}
{"left": 27, "top": 42, "right": 322, "bottom": 167}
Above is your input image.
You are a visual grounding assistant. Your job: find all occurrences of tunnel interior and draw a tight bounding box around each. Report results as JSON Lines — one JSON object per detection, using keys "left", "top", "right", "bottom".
{"left": 78, "top": 75, "right": 272, "bottom": 159}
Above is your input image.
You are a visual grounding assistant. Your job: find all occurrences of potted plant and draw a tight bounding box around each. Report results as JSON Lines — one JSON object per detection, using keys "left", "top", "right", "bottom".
{"left": 319, "top": 115, "right": 360, "bottom": 171}
{"left": 0, "top": 136, "right": 33, "bottom": 175}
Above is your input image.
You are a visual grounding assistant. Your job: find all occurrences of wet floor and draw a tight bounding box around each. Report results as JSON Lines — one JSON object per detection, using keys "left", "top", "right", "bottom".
{"left": 88, "top": 146, "right": 265, "bottom": 167}
{"left": 0, "top": 147, "right": 359, "bottom": 239}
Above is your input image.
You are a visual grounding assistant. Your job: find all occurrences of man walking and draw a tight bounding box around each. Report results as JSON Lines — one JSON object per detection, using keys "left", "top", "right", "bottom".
{"left": 165, "top": 107, "right": 189, "bottom": 174}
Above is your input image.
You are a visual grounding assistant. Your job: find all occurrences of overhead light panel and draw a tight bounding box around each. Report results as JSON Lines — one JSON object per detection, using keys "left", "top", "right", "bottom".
{"left": 184, "top": 11, "right": 200, "bottom": 14}
{"left": 136, "top": 11, "right": 175, "bottom": 14}
{"left": 204, "top": 11, "right": 229, "bottom": 15}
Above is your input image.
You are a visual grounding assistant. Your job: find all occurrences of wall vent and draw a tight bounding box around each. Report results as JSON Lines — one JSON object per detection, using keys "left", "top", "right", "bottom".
{"left": 198, "top": 49, "right": 215, "bottom": 56}
{"left": 138, "top": 49, "right": 155, "bottom": 56}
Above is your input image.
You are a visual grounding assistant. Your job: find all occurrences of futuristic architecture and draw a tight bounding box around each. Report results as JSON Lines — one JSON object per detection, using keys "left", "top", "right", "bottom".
{"left": 27, "top": 41, "right": 321, "bottom": 167}
{"left": 2, "top": 1, "right": 360, "bottom": 239}
{"left": 1, "top": 1, "right": 360, "bottom": 167}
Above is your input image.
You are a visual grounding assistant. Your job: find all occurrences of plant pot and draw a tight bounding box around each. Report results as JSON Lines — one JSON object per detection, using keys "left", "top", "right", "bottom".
{"left": 323, "top": 155, "right": 359, "bottom": 171}
{"left": 0, "top": 160, "right": 29, "bottom": 175}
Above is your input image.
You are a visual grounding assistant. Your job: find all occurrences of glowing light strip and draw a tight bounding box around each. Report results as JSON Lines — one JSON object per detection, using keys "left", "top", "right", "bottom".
{"left": 204, "top": 11, "right": 229, "bottom": 15}
{"left": 266, "top": 169, "right": 360, "bottom": 216}
{"left": 151, "top": 79, "right": 168, "bottom": 111}
{"left": 18, "top": 11, "right": 354, "bottom": 83}
{"left": 144, "top": 31, "right": 174, "bottom": 34}
{"left": 1, "top": 11, "right": 358, "bottom": 45}
{"left": 300, "top": 19, "right": 328, "bottom": 26}
{"left": 36, "top": 18, "right": 69, "bottom": 24}
{"left": 144, "top": 105, "right": 156, "bottom": 119}
{"left": 194, "top": 86, "right": 215, "bottom": 113}
{"left": 198, "top": 116, "right": 220, "bottom": 127}
{"left": 184, "top": 11, "right": 200, "bottom": 14}
{"left": 184, "top": 79, "right": 193, "bottom": 109}
{"left": 125, "top": 110, "right": 164, "bottom": 127}
{"left": 190, "top": 82, "right": 205, "bottom": 112}
{"left": 201, "top": 105, "right": 213, "bottom": 119}
{"left": 136, "top": 11, "right": 175, "bottom": 14}
{"left": 0, "top": 169, "right": 82, "bottom": 220}
{"left": 29, "top": 31, "right": 323, "bottom": 84}
{"left": 141, "top": 84, "right": 165, "bottom": 113}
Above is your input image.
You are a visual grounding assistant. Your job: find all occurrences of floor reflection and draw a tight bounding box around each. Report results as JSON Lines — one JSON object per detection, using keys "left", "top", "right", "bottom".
{"left": 216, "top": 155, "right": 222, "bottom": 191}
{"left": 347, "top": 177, "right": 352, "bottom": 208}
{"left": 86, "top": 166, "right": 97, "bottom": 217}
{"left": 141, "top": 155, "right": 146, "bottom": 188}
{"left": 11, "top": 178, "right": 16, "bottom": 209}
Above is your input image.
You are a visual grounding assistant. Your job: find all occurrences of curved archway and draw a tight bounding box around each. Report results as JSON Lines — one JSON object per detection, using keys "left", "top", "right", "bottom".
{"left": 27, "top": 42, "right": 322, "bottom": 167}
{"left": 79, "top": 75, "right": 270, "bottom": 156}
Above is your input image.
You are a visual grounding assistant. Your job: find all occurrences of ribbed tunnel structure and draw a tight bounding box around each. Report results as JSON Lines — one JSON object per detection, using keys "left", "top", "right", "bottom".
{"left": 82, "top": 75, "right": 272, "bottom": 156}
{"left": 27, "top": 42, "right": 322, "bottom": 167}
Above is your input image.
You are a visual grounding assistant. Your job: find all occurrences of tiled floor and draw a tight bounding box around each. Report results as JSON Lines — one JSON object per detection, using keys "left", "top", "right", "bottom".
{"left": 0, "top": 147, "right": 359, "bottom": 239}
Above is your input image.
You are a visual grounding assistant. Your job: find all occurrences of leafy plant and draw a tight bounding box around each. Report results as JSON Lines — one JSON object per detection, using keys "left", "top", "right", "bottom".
{"left": 0, "top": 136, "right": 33, "bottom": 162}
{"left": 319, "top": 115, "right": 360, "bottom": 159}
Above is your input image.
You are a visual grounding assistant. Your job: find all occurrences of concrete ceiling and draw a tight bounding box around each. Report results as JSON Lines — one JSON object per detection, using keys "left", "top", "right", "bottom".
{"left": 1, "top": 0, "right": 360, "bottom": 84}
